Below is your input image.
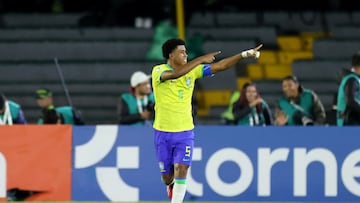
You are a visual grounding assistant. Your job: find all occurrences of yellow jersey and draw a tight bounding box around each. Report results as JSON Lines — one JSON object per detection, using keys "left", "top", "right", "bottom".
{"left": 152, "top": 64, "right": 206, "bottom": 132}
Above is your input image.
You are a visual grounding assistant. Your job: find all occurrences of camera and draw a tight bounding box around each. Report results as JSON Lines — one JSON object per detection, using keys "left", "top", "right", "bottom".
{"left": 294, "top": 110, "right": 314, "bottom": 126}
{"left": 146, "top": 101, "right": 155, "bottom": 111}
{"left": 300, "top": 116, "right": 314, "bottom": 126}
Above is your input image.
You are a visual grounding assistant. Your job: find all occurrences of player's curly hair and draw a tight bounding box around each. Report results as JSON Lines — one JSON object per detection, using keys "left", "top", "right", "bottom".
{"left": 162, "top": 38, "right": 185, "bottom": 59}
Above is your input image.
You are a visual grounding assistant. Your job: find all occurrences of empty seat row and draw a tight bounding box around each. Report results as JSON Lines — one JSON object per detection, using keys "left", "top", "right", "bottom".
{"left": 187, "top": 27, "right": 276, "bottom": 47}
{"left": 189, "top": 12, "right": 259, "bottom": 27}
{"left": 0, "top": 41, "right": 151, "bottom": 61}
{"left": 0, "top": 62, "right": 155, "bottom": 82}
{"left": 291, "top": 60, "right": 350, "bottom": 81}
{"left": 330, "top": 26, "right": 360, "bottom": 39}
{"left": 0, "top": 27, "right": 154, "bottom": 41}
{"left": 312, "top": 40, "right": 360, "bottom": 60}
{"left": 189, "top": 11, "right": 360, "bottom": 35}
{"left": 1, "top": 13, "right": 83, "bottom": 28}
{"left": 3, "top": 11, "right": 359, "bottom": 30}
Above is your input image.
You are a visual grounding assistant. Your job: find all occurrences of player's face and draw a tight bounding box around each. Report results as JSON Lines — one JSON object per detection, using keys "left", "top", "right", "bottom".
{"left": 170, "top": 45, "right": 188, "bottom": 65}
{"left": 282, "top": 80, "right": 299, "bottom": 98}
{"left": 245, "top": 85, "right": 257, "bottom": 102}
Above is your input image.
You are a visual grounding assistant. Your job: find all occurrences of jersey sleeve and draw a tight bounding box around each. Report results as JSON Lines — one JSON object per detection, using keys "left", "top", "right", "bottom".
{"left": 152, "top": 65, "right": 170, "bottom": 84}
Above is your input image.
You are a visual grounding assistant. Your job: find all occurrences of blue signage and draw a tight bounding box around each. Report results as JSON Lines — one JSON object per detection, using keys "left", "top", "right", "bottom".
{"left": 72, "top": 125, "right": 360, "bottom": 202}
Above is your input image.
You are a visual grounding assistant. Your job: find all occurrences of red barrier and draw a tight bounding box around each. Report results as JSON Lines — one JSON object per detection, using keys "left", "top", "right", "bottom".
{"left": 0, "top": 125, "right": 72, "bottom": 201}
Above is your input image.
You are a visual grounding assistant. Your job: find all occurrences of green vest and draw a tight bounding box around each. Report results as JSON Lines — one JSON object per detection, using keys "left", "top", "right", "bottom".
{"left": 336, "top": 73, "right": 360, "bottom": 126}
{"left": 221, "top": 91, "right": 240, "bottom": 121}
{"left": 37, "top": 106, "right": 75, "bottom": 124}
{"left": 121, "top": 93, "right": 155, "bottom": 125}
{"left": 236, "top": 101, "right": 268, "bottom": 126}
{"left": 277, "top": 89, "right": 313, "bottom": 125}
{"left": 56, "top": 106, "right": 75, "bottom": 124}
{"left": 0, "top": 101, "right": 21, "bottom": 123}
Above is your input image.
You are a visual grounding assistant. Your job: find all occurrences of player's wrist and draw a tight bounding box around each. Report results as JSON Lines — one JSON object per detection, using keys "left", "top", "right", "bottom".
{"left": 241, "top": 49, "right": 260, "bottom": 59}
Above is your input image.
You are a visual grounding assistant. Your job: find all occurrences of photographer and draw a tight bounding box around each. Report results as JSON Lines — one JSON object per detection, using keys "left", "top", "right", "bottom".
{"left": 117, "top": 71, "right": 155, "bottom": 125}
{"left": 337, "top": 52, "right": 360, "bottom": 126}
{"left": 275, "top": 75, "right": 326, "bottom": 126}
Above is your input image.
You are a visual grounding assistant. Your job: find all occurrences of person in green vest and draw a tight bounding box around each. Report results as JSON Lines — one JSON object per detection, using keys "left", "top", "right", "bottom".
{"left": 35, "top": 88, "right": 84, "bottom": 125}
{"left": 337, "top": 52, "right": 360, "bottom": 126}
{"left": 232, "top": 82, "right": 272, "bottom": 126}
{"left": 117, "top": 71, "right": 155, "bottom": 125}
{"left": 220, "top": 90, "right": 240, "bottom": 125}
{"left": 0, "top": 93, "right": 27, "bottom": 125}
{"left": 275, "top": 75, "right": 326, "bottom": 126}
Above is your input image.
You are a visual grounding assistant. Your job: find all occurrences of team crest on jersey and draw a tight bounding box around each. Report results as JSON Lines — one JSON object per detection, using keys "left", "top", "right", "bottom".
{"left": 186, "top": 77, "right": 192, "bottom": 87}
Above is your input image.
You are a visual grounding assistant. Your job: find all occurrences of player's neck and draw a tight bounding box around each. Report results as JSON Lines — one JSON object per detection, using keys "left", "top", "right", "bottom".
{"left": 167, "top": 61, "right": 179, "bottom": 70}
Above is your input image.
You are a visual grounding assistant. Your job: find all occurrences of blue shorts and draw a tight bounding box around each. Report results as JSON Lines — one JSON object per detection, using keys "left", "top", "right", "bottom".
{"left": 154, "top": 129, "right": 194, "bottom": 175}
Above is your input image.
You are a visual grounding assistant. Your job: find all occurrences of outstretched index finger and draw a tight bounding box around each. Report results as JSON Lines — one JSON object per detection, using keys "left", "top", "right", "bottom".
{"left": 254, "top": 44, "right": 263, "bottom": 51}
{"left": 211, "top": 51, "right": 222, "bottom": 56}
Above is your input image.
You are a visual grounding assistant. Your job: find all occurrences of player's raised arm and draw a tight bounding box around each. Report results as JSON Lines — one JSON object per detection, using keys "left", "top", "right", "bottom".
{"left": 161, "top": 51, "right": 221, "bottom": 81}
{"left": 210, "top": 44, "right": 263, "bottom": 74}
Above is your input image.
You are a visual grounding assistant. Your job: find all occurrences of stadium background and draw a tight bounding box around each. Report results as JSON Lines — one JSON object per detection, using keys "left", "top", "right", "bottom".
{"left": 1, "top": 1, "right": 360, "bottom": 202}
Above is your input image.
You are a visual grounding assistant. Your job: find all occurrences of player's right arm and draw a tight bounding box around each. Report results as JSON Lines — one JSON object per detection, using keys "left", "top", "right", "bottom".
{"left": 160, "top": 51, "right": 221, "bottom": 81}
{"left": 211, "top": 44, "right": 263, "bottom": 74}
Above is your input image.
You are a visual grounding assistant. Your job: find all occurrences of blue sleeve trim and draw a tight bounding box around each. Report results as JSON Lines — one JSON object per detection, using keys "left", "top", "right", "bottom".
{"left": 203, "top": 64, "right": 213, "bottom": 77}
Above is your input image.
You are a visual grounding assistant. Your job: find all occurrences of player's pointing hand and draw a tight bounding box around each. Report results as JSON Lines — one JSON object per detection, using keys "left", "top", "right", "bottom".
{"left": 241, "top": 44, "right": 263, "bottom": 59}
{"left": 202, "top": 51, "right": 221, "bottom": 63}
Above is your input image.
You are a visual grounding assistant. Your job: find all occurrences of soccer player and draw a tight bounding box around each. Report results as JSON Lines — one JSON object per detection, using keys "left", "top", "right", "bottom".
{"left": 151, "top": 38, "right": 262, "bottom": 203}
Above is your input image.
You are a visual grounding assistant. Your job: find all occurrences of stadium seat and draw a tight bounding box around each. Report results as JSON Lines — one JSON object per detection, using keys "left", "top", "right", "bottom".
{"left": 2, "top": 13, "right": 82, "bottom": 28}
{"left": 0, "top": 28, "right": 154, "bottom": 41}
{"left": 330, "top": 26, "right": 360, "bottom": 39}
{"left": 257, "top": 50, "right": 278, "bottom": 64}
{"left": 312, "top": 39, "right": 360, "bottom": 59}
{"left": 187, "top": 27, "right": 276, "bottom": 48}
{"left": 277, "top": 51, "right": 313, "bottom": 64}
{"left": 188, "top": 12, "right": 216, "bottom": 27}
{"left": 0, "top": 41, "right": 151, "bottom": 61}
{"left": 247, "top": 64, "right": 264, "bottom": 80}
{"left": 216, "top": 12, "right": 258, "bottom": 26}
{"left": 263, "top": 64, "right": 292, "bottom": 79}
{"left": 277, "top": 36, "right": 303, "bottom": 51}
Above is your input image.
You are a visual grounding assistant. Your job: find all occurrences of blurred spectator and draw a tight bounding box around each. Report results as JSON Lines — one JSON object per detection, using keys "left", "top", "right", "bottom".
{"left": 220, "top": 90, "right": 240, "bottom": 125}
{"left": 35, "top": 88, "right": 84, "bottom": 125}
{"left": 325, "top": 93, "right": 338, "bottom": 126}
{"left": 275, "top": 75, "right": 326, "bottom": 126}
{"left": 117, "top": 71, "right": 155, "bottom": 125}
{"left": 1, "top": 92, "right": 28, "bottom": 199}
{"left": 336, "top": 52, "right": 360, "bottom": 126}
{"left": 0, "top": 93, "right": 27, "bottom": 125}
{"left": 232, "top": 82, "right": 272, "bottom": 126}
{"left": 325, "top": 68, "right": 352, "bottom": 126}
